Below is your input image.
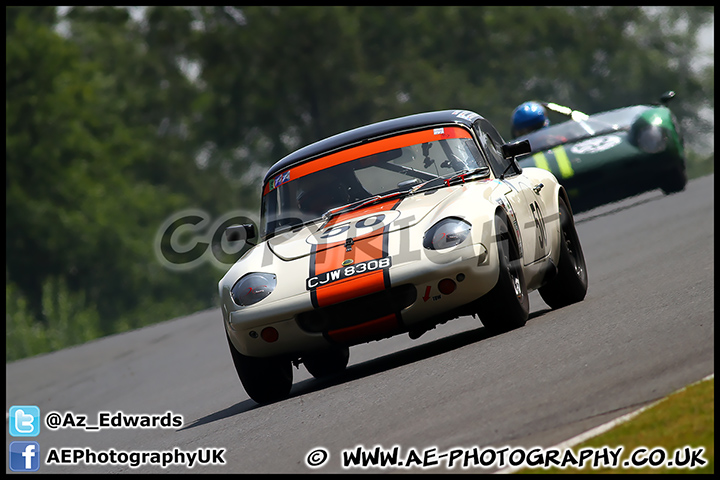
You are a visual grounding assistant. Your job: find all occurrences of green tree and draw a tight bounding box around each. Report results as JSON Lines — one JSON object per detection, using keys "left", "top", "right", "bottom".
{"left": 184, "top": 6, "right": 712, "bottom": 167}
{"left": 6, "top": 7, "right": 228, "bottom": 339}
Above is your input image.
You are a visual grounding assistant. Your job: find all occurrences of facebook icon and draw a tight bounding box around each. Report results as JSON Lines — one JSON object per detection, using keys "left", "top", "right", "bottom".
{"left": 9, "top": 441, "right": 40, "bottom": 472}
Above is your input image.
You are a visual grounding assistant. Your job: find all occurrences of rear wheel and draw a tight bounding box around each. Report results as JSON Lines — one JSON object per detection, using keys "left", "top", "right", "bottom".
{"left": 538, "top": 198, "right": 588, "bottom": 308}
{"left": 226, "top": 333, "right": 292, "bottom": 404}
{"left": 303, "top": 346, "right": 350, "bottom": 379}
{"left": 475, "top": 213, "right": 529, "bottom": 332}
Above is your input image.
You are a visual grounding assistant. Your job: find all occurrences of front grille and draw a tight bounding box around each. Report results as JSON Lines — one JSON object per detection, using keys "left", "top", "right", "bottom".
{"left": 296, "top": 284, "right": 417, "bottom": 333}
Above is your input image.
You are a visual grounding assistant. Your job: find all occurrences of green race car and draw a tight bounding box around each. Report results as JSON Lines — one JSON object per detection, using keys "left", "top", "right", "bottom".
{"left": 515, "top": 92, "right": 687, "bottom": 212}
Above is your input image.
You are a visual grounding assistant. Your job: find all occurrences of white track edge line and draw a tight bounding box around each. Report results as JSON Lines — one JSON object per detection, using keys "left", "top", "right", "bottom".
{"left": 495, "top": 373, "right": 714, "bottom": 474}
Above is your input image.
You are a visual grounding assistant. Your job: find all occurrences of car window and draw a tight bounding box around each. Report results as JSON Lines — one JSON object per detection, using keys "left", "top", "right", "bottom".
{"left": 474, "top": 121, "right": 507, "bottom": 178}
{"left": 260, "top": 126, "right": 488, "bottom": 238}
{"left": 354, "top": 137, "right": 483, "bottom": 194}
{"left": 480, "top": 131, "right": 507, "bottom": 178}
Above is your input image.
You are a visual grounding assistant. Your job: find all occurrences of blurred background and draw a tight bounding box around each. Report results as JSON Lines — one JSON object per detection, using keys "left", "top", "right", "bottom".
{"left": 6, "top": 6, "right": 714, "bottom": 361}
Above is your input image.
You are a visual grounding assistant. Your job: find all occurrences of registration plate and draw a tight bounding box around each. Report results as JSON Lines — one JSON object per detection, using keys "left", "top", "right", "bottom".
{"left": 306, "top": 257, "right": 392, "bottom": 290}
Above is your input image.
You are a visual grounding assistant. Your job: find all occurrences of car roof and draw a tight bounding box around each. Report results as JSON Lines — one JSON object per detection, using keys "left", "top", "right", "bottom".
{"left": 263, "top": 109, "right": 485, "bottom": 182}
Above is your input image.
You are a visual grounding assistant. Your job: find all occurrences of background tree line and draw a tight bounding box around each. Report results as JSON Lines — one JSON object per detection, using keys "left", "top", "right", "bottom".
{"left": 6, "top": 6, "right": 714, "bottom": 361}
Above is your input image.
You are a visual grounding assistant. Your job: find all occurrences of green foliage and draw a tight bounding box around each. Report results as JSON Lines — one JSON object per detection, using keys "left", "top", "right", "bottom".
{"left": 181, "top": 6, "right": 713, "bottom": 164}
{"left": 686, "top": 151, "right": 715, "bottom": 180}
{"left": 6, "top": 277, "right": 101, "bottom": 361}
{"left": 7, "top": 6, "right": 230, "bottom": 342}
{"left": 6, "top": 282, "right": 45, "bottom": 362}
{"left": 5, "top": 6, "right": 714, "bottom": 360}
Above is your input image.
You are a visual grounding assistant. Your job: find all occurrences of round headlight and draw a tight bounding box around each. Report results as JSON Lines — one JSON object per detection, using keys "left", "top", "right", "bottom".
{"left": 636, "top": 125, "right": 667, "bottom": 154}
{"left": 423, "top": 218, "right": 472, "bottom": 250}
{"left": 231, "top": 272, "right": 277, "bottom": 306}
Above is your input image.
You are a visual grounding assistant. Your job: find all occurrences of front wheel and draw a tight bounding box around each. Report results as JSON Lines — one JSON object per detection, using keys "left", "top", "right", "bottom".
{"left": 475, "top": 213, "right": 529, "bottom": 332}
{"left": 660, "top": 164, "right": 687, "bottom": 194}
{"left": 303, "top": 346, "right": 350, "bottom": 379}
{"left": 538, "top": 198, "right": 588, "bottom": 308}
{"left": 226, "top": 333, "right": 292, "bottom": 404}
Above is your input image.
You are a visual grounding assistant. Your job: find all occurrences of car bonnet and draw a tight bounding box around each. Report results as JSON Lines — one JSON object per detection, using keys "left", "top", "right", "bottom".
{"left": 266, "top": 187, "right": 458, "bottom": 261}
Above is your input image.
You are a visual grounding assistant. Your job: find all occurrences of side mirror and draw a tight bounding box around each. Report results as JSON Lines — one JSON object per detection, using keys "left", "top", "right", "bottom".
{"left": 226, "top": 224, "right": 257, "bottom": 242}
{"left": 501, "top": 139, "right": 532, "bottom": 159}
{"left": 500, "top": 140, "right": 530, "bottom": 179}
{"left": 660, "top": 91, "right": 676, "bottom": 105}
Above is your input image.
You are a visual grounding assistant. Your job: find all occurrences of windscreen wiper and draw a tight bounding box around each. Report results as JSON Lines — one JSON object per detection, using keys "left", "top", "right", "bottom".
{"left": 320, "top": 167, "right": 489, "bottom": 221}
{"left": 410, "top": 166, "right": 490, "bottom": 194}
{"left": 321, "top": 190, "right": 407, "bottom": 221}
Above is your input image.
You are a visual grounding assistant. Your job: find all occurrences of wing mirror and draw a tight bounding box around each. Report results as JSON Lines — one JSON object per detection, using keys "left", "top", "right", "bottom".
{"left": 502, "top": 139, "right": 531, "bottom": 159}
{"left": 499, "top": 139, "right": 531, "bottom": 179}
{"left": 226, "top": 224, "right": 257, "bottom": 242}
{"left": 660, "top": 91, "right": 676, "bottom": 105}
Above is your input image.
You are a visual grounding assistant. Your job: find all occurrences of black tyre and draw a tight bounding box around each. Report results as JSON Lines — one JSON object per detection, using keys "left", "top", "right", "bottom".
{"left": 660, "top": 164, "right": 687, "bottom": 194}
{"left": 226, "top": 333, "right": 292, "bottom": 404}
{"left": 538, "top": 198, "right": 588, "bottom": 308}
{"left": 475, "top": 213, "right": 529, "bottom": 332}
{"left": 303, "top": 346, "right": 350, "bottom": 379}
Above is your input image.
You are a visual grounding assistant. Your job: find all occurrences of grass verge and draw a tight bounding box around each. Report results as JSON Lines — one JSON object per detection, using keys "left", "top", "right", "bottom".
{"left": 517, "top": 375, "right": 714, "bottom": 474}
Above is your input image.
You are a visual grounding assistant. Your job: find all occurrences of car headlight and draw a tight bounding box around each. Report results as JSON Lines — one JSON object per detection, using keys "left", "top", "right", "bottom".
{"left": 636, "top": 124, "right": 667, "bottom": 154}
{"left": 423, "top": 217, "right": 472, "bottom": 250}
{"left": 230, "top": 272, "right": 277, "bottom": 306}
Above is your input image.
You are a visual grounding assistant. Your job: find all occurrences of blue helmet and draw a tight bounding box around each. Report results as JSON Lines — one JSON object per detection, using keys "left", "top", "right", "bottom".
{"left": 511, "top": 101, "right": 549, "bottom": 138}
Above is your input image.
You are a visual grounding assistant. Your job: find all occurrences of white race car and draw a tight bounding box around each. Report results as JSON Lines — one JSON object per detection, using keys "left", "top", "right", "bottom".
{"left": 219, "top": 109, "right": 588, "bottom": 403}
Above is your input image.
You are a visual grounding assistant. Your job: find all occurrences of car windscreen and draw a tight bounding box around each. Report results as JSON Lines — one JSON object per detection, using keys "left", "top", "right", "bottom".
{"left": 260, "top": 126, "right": 487, "bottom": 238}
{"left": 519, "top": 105, "right": 651, "bottom": 153}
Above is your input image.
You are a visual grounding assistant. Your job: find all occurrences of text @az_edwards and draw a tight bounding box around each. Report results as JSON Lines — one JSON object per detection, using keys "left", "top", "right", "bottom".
{"left": 45, "top": 410, "right": 182, "bottom": 431}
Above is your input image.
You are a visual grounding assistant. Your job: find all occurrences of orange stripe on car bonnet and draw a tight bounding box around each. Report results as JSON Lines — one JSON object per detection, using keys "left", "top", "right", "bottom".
{"left": 309, "top": 199, "right": 399, "bottom": 310}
